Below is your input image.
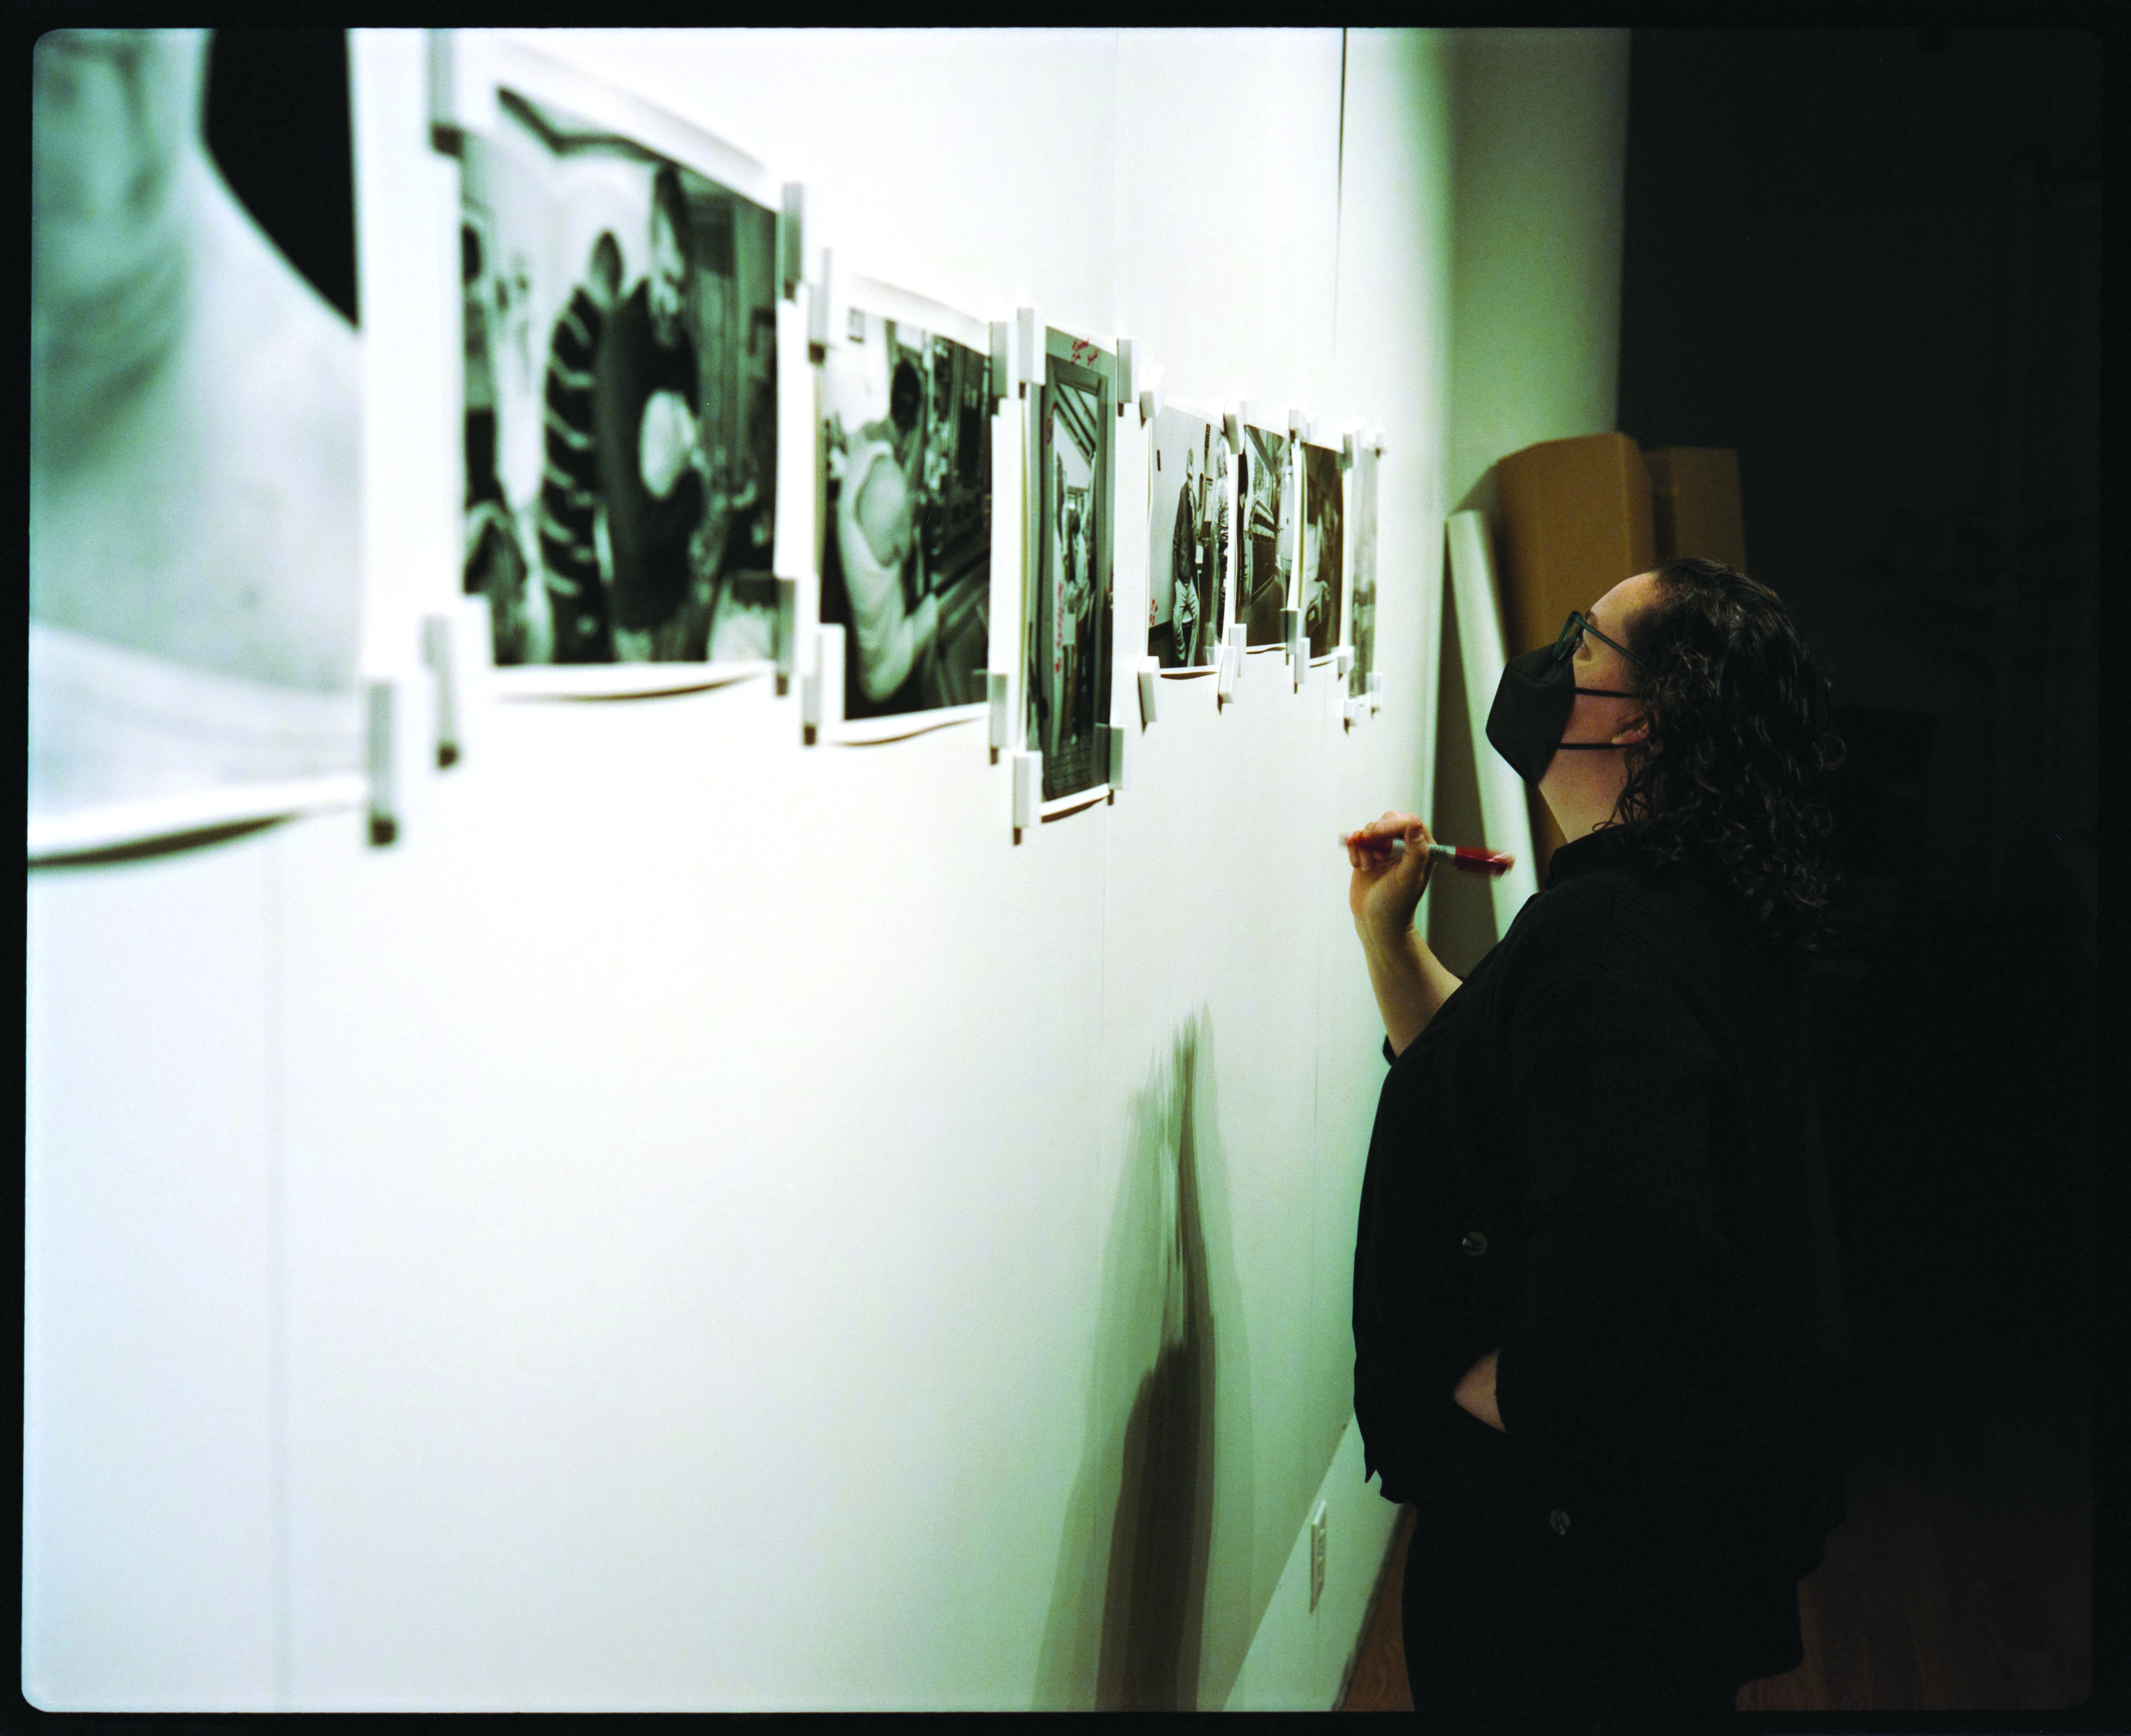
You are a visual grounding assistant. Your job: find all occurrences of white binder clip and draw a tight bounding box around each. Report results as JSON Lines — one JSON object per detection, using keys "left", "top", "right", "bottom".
{"left": 806, "top": 264, "right": 829, "bottom": 363}
{"left": 779, "top": 183, "right": 806, "bottom": 303}
{"left": 987, "top": 671, "right": 1010, "bottom": 760}
{"left": 1013, "top": 752, "right": 1041, "bottom": 833}
{"left": 1219, "top": 623, "right": 1245, "bottom": 705}
{"left": 1138, "top": 366, "right": 1166, "bottom": 427}
{"left": 803, "top": 624, "right": 845, "bottom": 744}
{"left": 776, "top": 577, "right": 800, "bottom": 694}
{"left": 990, "top": 321, "right": 1014, "bottom": 409}
{"left": 1016, "top": 308, "right": 1041, "bottom": 397}
{"left": 364, "top": 675, "right": 430, "bottom": 848}
{"left": 419, "top": 613, "right": 460, "bottom": 770}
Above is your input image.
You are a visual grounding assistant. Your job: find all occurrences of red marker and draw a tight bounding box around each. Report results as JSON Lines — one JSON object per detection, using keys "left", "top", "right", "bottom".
{"left": 1343, "top": 832, "right": 1517, "bottom": 878}
{"left": 1423, "top": 842, "right": 1517, "bottom": 878}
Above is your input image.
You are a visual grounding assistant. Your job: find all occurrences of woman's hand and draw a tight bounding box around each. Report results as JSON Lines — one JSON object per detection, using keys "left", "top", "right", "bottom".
{"left": 1453, "top": 1347, "right": 1504, "bottom": 1431}
{"left": 1344, "top": 811, "right": 1436, "bottom": 942}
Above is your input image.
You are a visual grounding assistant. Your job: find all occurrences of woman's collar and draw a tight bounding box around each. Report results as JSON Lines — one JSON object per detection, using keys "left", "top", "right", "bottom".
{"left": 1544, "top": 821, "right": 1643, "bottom": 889}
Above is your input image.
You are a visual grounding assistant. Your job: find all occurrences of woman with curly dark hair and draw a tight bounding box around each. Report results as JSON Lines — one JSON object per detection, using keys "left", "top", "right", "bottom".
{"left": 1339, "top": 558, "right": 1849, "bottom": 1729}
{"left": 1613, "top": 557, "right": 1847, "bottom": 959}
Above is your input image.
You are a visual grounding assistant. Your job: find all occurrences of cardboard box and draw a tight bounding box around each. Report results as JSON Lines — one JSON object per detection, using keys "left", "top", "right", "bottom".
{"left": 1492, "top": 432, "right": 1657, "bottom": 876}
{"left": 1494, "top": 432, "right": 1656, "bottom": 657}
{"left": 1646, "top": 446, "right": 1747, "bottom": 571}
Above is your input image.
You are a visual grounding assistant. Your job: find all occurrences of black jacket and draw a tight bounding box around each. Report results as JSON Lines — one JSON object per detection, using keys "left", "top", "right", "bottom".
{"left": 1352, "top": 825, "right": 1846, "bottom": 1681}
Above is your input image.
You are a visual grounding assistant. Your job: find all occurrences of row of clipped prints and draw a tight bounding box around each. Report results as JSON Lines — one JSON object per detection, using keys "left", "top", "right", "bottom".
{"left": 28, "top": 30, "right": 1383, "bottom": 861}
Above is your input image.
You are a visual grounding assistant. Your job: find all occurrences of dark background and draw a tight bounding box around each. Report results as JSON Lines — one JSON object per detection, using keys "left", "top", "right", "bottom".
{"left": 1614, "top": 28, "right": 2098, "bottom": 1385}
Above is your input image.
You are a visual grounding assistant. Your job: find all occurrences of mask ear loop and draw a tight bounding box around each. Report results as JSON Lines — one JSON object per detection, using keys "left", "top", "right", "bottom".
{"left": 1554, "top": 685, "right": 1646, "bottom": 749}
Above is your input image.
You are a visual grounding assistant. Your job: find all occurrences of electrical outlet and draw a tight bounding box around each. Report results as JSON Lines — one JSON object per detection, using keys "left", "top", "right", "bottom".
{"left": 1308, "top": 1500, "right": 1327, "bottom": 1612}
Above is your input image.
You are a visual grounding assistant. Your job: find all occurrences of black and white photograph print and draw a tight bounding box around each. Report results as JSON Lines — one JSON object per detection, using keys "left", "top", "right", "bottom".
{"left": 1146, "top": 406, "right": 1230, "bottom": 670}
{"left": 457, "top": 87, "right": 779, "bottom": 675}
{"left": 1028, "top": 345, "right": 1112, "bottom": 803}
{"left": 819, "top": 298, "right": 991, "bottom": 723}
{"left": 1239, "top": 422, "right": 1293, "bottom": 650}
{"left": 30, "top": 28, "right": 364, "bottom": 844}
{"left": 1348, "top": 440, "right": 1378, "bottom": 699}
{"left": 1300, "top": 440, "right": 1344, "bottom": 662}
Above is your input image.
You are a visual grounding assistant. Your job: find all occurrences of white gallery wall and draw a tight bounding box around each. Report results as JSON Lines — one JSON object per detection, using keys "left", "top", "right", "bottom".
{"left": 24, "top": 29, "right": 1625, "bottom": 1710}
{"left": 1447, "top": 27, "right": 1633, "bottom": 518}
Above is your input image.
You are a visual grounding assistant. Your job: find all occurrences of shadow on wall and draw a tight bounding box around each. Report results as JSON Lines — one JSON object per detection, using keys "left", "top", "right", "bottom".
{"left": 1033, "top": 1011, "right": 1255, "bottom": 1710}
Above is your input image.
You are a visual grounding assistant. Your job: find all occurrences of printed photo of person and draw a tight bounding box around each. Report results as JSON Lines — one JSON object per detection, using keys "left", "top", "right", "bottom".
{"left": 457, "top": 88, "right": 779, "bottom": 670}
{"left": 1300, "top": 440, "right": 1345, "bottom": 661}
{"left": 1146, "top": 405, "right": 1222, "bottom": 670}
{"left": 1028, "top": 351, "right": 1109, "bottom": 802}
{"left": 1241, "top": 423, "right": 1292, "bottom": 649}
{"left": 819, "top": 305, "right": 992, "bottom": 720}
{"left": 1349, "top": 441, "right": 1379, "bottom": 699}
{"left": 1207, "top": 422, "right": 1233, "bottom": 655}
{"left": 31, "top": 28, "right": 362, "bottom": 831}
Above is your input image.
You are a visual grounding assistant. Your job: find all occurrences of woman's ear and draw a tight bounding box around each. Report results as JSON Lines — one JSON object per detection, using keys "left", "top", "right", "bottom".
{"left": 1612, "top": 713, "right": 1651, "bottom": 748}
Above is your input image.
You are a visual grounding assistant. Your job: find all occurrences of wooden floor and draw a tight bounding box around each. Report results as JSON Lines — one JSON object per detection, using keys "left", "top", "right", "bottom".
{"left": 1341, "top": 1503, "right": 1419, "bottom": 1713}
{"left": 1339, "top": 1342, "right": 2091, "bottom": 1713}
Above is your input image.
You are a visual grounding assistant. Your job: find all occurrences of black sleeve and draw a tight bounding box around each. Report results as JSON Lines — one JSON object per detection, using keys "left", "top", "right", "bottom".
{"left": 1382, "top": 1034, "right": 1397, "bottom": 1067}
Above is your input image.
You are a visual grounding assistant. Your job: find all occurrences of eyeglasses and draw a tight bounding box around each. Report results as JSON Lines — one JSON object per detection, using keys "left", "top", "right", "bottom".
{"left": 1551, "top": 610, "right": 1645, "bottom": 669}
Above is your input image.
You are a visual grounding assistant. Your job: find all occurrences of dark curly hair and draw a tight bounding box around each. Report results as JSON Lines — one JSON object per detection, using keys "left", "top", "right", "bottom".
{"left": 1612, "top": 557, "right": 1847, "bottom": 959}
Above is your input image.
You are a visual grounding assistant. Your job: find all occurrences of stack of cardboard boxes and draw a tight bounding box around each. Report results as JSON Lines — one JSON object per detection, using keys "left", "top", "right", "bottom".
{"left": 1490, "top": 432, "right": 1748, "bottom": 871}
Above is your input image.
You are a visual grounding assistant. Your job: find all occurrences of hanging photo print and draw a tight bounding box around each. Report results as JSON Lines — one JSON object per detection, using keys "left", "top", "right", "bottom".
{"left": 1028, "top": 333, "right": 1114, "bottom": 805}
{"left": 817, "top": 277, "right": 992, "bottom": 738}
{"left": 1147, "top": 404, "right": 1231, "bottom": 671}
{"left": 1300, "top": 439, "right": 1345, "bottom": 662}
{"left": 1348, "top": 440, "right": 1379, "bottom": 699}
{"left": 451, "top": 62, "right": 780, "bottom": 693}
{"left": 1238, "top": 421, "right": 1294, "bottom": 650}
{"left": 30, "top": 28, "right": 365, "bottom": 859}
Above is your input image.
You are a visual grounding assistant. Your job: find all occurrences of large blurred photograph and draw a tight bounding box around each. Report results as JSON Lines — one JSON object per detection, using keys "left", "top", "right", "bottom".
{"left": 30, "top": 28, "right": 363, "bottom": 840}
{"left": 819, "top": 297, "right": 992, "bottom": 723}
{"left": 458, "top": 88, "right": 779, "bottom": 671}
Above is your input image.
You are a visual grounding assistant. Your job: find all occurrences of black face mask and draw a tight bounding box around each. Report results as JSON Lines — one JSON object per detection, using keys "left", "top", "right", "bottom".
{"left": 1485, "top": 640, "right": 1641, "bottom": 787}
